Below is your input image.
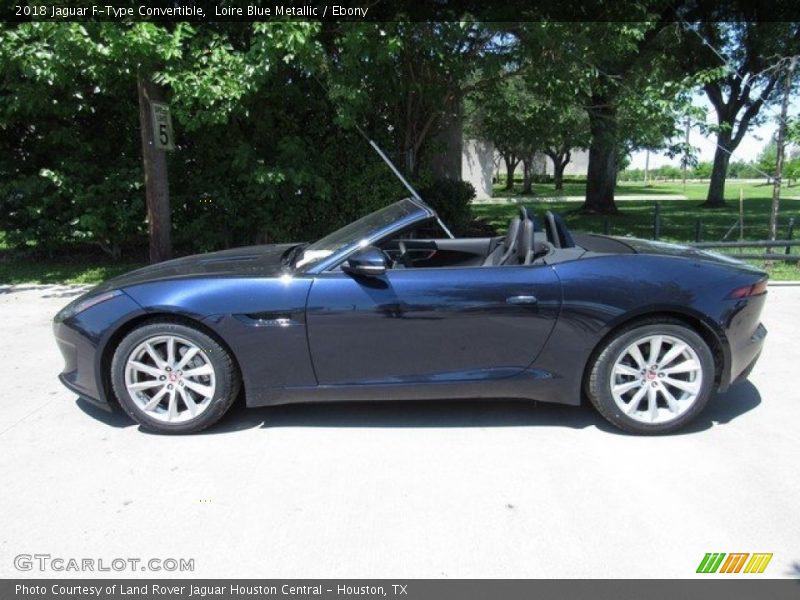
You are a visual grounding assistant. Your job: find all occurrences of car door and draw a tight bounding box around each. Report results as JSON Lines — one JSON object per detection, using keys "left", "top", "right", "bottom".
{"left": 305, "top": 265, "right": 561, "bottom": 385}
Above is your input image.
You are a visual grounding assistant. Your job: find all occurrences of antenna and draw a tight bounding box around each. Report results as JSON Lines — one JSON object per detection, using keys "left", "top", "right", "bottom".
{"left": 310, "top": 74, "right": 454, "bottom": 238}
{"left": 351, "top": 123, "right": 423, "bottom": 205}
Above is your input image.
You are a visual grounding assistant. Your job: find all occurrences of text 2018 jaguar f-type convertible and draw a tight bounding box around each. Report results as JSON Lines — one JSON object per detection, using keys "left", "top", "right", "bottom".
{"left": 54, "top": 198, "right": 767, "bottom": 434}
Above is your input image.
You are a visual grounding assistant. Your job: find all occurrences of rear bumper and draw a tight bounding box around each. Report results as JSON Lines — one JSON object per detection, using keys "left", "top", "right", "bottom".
{"left": 721, "top": 321, "right": 766, "bottom": 391}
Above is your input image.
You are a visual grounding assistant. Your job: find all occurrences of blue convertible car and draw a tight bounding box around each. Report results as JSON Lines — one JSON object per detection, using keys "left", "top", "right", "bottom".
{"left": 54, "top": 198, "right": 767, "bottom": 434}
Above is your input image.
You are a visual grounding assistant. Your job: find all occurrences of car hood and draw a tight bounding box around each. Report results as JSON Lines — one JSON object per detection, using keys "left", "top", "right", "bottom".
{"left": 94, "top": 243, "right": 297, "bottom": 292}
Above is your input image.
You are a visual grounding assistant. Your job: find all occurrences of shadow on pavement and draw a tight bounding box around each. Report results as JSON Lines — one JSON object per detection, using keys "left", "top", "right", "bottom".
{"left": 75, "top": 380, "right": 762, "bottom": 437}
{"left": 206, "top": 399, "right": 617, "bottom": 435}
{"left": 76, "top": 397, "right": 136, "bottom": 428}
{"left": 679, "top": 380, "right": 761, "bottom": 435}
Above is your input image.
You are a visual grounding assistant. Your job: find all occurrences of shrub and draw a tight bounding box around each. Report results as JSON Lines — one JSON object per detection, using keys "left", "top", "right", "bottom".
{"left": 418, "top": 179, "right": 476, "bottom": 235}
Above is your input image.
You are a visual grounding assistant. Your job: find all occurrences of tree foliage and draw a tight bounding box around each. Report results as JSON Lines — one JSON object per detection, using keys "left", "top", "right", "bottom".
{"left": 677, "top": 15, "right": 800, "bottom": 206}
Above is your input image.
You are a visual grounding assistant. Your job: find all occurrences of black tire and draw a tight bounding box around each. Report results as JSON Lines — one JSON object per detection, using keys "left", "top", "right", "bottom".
{"left": 111, "top": 319, "right": 241, "bottom": 434}
{"left": 586, "top": 319, "right": 715, "bottom": 435}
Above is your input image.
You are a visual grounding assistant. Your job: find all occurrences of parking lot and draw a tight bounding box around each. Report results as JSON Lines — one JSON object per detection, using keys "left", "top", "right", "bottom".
{"left": 0, "top": 283, "right": 798, "bottom": 578}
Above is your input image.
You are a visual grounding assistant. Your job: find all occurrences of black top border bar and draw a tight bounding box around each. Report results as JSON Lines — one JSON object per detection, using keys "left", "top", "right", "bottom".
{"left": 5, "top": 0, "right": 800, "bottom": 23}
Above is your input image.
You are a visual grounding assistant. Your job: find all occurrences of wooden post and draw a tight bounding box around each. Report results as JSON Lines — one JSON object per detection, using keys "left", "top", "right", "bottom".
{"left": 695, "top": 219, "right": 703, "bottom": 243}
{"left": 137, "top": 73, "right": 172, "bottom": 264}
{"left": 786, "top": 217, "right": 796, "bottom": 260}
{"left": 653, "top": 202, "right": 661, "bottom": 240}
{"left": 739, "top": 187, "right": 744, "bottom": 241}
{"left": 682, "top": 117, "right": 690, "bottom": 190}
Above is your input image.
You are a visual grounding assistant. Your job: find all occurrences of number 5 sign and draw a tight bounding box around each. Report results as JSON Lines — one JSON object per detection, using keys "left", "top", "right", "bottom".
{"left": 150, "top": 102, "right": 175, "bottom": 151}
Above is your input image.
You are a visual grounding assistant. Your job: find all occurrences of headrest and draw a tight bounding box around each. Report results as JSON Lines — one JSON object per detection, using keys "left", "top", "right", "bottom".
{"left": 517, "top": 219, "right": 534, "bottom": 261}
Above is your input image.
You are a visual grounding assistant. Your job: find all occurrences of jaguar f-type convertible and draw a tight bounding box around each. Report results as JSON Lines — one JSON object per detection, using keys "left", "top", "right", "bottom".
{"left": 54, "top": 197, "right": 767, "bottom": 434}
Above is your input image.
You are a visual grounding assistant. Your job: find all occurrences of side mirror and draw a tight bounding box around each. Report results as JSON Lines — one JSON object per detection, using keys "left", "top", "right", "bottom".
{"left": 342, "top": 246, "right": 388, "bottom": 277}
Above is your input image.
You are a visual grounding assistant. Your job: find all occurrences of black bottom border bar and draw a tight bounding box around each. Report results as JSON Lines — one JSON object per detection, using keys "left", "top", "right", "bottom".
{"left": 4, "top": 579, "right": 799, "bottom": 600}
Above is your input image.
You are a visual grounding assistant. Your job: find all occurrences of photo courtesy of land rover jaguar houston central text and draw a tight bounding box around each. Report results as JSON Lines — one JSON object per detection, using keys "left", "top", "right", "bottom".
{"left": 54, "top": 198, "right": 767, "bottom": 435}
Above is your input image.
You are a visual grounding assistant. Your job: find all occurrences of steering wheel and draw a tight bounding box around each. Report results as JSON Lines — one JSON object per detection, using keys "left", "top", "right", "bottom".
{"left": 395, "top": 241, "right": 413, "bottom": 268}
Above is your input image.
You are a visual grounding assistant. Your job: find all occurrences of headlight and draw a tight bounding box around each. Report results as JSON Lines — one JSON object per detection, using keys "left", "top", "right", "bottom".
{"left": 54, "top": 289, "right": 122, "bottom": 322}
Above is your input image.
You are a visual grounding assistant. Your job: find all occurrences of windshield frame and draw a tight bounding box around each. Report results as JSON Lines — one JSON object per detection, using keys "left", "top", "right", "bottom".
{"left": 294, "top": 197, "right": 435, "bottom": 274}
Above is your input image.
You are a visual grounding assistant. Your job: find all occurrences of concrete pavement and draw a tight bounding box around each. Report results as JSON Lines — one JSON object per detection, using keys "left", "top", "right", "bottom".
{"left": 0, "top": 284, "right": 798, "bottom": 578}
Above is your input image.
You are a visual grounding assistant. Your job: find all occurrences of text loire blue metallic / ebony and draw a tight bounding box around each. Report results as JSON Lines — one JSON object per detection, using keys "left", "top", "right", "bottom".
{"left": 54, "top": 198, "right": 768, "bottom": 434}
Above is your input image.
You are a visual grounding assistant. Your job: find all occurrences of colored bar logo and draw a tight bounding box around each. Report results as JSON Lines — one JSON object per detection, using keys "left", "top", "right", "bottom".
{"left": 697, "top": 553, "right": 773, "bottom": 574}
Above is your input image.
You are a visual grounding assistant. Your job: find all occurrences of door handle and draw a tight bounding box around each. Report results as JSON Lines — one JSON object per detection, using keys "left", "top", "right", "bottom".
{"left": 506, "top": 295, "right": 538, "bottom": 305}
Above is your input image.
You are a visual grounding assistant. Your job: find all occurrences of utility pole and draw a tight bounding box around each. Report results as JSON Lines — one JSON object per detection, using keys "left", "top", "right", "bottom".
{"left": 644, "top": 149, "right": 650, "bottom": 186}
{"left": 769, "top": 56, "right": 797, "bottom": 243}
{"left": 137, "top": 73, "right": 172, "bottom": 264}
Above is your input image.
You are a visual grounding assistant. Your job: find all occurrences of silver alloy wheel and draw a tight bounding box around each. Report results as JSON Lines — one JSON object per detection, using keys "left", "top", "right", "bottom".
{"left": 124, "top": 335, "right": 216, "bottom": 423}
{"left": 609, "top": 334, "right": 703, "bottom": 424}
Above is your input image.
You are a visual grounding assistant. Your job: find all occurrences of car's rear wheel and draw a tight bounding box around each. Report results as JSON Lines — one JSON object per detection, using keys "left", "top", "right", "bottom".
{"left": 111, "top": 320, "right": 240, "bottom": 434}
{"left": 586, "top": 320, "right": 714, "bottom": 434}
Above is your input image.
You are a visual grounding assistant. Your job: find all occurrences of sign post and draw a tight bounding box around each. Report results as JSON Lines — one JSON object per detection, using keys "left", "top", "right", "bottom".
{"left": 138, "top": 75, "right": 172, "bottom": 263}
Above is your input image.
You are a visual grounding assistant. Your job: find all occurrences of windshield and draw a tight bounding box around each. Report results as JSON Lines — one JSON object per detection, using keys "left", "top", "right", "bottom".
{"left": 294, "top": 199, "right": 429, "bottom": 270}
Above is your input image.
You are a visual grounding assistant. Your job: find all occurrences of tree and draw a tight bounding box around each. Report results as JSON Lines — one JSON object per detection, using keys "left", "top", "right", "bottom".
{"left": 541, "top": 106, "right": 589, "bottom": 190}
{"left": 468, "top": 66, "right": 589, "bottom": 194}
{"left": 769, "top": 55, "right": 796, "bottom": 242}
{"left": 0, "top": 21, "right": 334, "bottom": 258}
{"left": 756, "top": 139, "right": 778, "bottom": 182}
{"left": 678, "top": 16, "right": 800, "bottom": 207}
{"left": 517, "top": 12, "right": 690, "bottom": 213}
{"left": 693, "top": 161, "right": 713, "bottom": 179}
{"left": 323, "top": 22, "right": 514, "bottom": 179}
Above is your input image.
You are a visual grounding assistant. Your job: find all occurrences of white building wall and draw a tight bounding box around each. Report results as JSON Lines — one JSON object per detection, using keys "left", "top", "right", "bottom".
{"left": 461, "top": 139, "right": 495, "bottom": 199}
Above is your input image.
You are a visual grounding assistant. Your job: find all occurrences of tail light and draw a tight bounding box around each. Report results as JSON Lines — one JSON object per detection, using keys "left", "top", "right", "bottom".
{"left": 729, "top": 278, "right": 768, "bottom": 299}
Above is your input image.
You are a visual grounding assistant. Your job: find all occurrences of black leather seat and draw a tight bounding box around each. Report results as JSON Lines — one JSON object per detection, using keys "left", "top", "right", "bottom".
{"left": 483, "top": 216, "right": 521, "bottom": 266}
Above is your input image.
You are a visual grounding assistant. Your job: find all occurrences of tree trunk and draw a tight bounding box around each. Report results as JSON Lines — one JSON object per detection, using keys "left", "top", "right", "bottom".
{"left": 553, "top": 160, "right": 565, "bottom": 190}
{"left": 702, "top": 138, "right": 731, "bottom": 208}
{"left": 583, "top": 102, "right": 618, "bottom": 213}
{"left": 137, "top": 74, "right": 172, "bottom": 263}
{"left": 547, "top": 149, "right": 570, "bottom": 191}
{"left": 503, "top": 154, "right": 518, "bottom": 190}
{"left": 521, "top": 158, "right": 532, "bottom": 194}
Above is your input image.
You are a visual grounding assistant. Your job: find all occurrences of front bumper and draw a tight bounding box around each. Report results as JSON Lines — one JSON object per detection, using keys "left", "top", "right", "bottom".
{"left": 54, "top": 321, "right": 111, "bottom": 409}
{"left": 53, "top": 290, "right": 144, "bottom": 409}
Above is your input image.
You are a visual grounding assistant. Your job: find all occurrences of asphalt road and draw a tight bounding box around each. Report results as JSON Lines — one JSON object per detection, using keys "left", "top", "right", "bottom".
{"left": 0, "top": 283, "right": 798, "bottom": 579}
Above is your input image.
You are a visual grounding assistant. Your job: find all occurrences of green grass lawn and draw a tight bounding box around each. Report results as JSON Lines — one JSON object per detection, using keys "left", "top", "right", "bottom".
{"left": 0, "top": 256, "right": 144, "bottom": 285}
{"left": 477, "top": 180, "right": 800, "bottom": 280}
{"left": 492, "top": 178, "right": 796, "bottom": 201}
{"left": 0, "top": 231, "right": 145, "bottom": 284}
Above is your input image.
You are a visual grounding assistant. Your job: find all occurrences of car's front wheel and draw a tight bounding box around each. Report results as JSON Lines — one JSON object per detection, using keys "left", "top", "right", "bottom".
{"left": 586, "top": 320, "right": 715, "bottom": 434}
{"left": 111, "top": 320, "right": 240, "bottom": 434}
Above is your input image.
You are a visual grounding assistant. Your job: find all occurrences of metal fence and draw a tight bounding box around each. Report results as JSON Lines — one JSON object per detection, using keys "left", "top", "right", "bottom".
{"left": 641, "top": 204, "right": 798, "bottom": 262}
